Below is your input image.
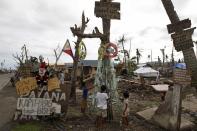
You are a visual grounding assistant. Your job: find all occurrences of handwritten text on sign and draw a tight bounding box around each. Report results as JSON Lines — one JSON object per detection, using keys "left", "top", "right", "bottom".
{"left": 171, "top": 28, "right": 195, "bottom": 51}
{"left": 16, "top": 77, "right": 37, "bottom": 96}
{"left": 17, "top": 98, "right": 52, "bottom": 115}
{"left": 174, "top": 68, "right": 191, "bottom": 86}
{"left": 167, "top": 19, "right": 191, "bottom": 34}
{"left": 94, "top": 1, "right": 120, "bottom": 19}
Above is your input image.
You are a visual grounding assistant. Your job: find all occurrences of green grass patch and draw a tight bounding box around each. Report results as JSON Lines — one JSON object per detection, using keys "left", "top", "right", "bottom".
{"left": 12, "top": 122, "right": 42, "bottom": 131}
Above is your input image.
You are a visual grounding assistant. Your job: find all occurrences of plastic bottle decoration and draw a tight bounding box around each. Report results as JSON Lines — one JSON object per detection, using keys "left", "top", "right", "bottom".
{"left": 98, "top": 43, "right": 106, "bottom": 60}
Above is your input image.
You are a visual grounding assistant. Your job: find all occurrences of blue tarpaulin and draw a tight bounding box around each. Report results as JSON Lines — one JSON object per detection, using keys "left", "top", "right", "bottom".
{"left": 174, "top": 63, "right": 186, "bottom": 69}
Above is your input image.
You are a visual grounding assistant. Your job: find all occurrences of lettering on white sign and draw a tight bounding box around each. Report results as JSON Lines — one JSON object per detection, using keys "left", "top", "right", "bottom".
{"left": 17, "top": 98, "right": 52, "bottom": 116}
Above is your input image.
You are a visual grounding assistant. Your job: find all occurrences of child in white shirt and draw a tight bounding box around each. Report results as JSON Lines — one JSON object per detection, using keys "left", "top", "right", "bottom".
{"left": 95, "top": 85, "right": 109, "bottom": 128}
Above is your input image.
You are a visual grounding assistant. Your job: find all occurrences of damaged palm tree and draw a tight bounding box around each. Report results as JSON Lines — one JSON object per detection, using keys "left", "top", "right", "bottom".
{"left": 118, "top": 35, "right": 127, "bottom": 69}
{"left": 152, "top": 0, "right": 197, "bottom": 130}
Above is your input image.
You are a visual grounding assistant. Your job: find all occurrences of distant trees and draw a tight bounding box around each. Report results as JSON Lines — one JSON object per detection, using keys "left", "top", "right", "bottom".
{"left": 136, "top": 48, "right": 142, "bottom": 64}
{"left": 53, "top": 44, "right": 63, "bottom": 69}
{"left": 165, "top": 54, "right": 168, "bottom": 62}
{"left": 127, "top": 56, "right": 137, "bottom": 75}
{"left": 118, "top": 35, "right": 127, "bottom": 68}
{"left": 158, "top": 56, "right": 162, "bottom": 66}
{"left": 171, "top": 49, "right": 175, "bottom": 66}
{"left": 13, "top": 44, "right": 29, "bottom": 66}
{"left": 160, "top": 48, "right": 165, "bottom": 68}
{"left": 0, "top": 60, "right": 5, "bottom": 70}
{"left": 148, "top": 55, "right": 151, "bottom": 62}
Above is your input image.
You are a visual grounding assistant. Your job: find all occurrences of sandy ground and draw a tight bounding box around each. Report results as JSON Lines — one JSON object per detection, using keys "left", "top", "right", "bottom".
{"left": 0, "top": 75, "right": 196, "bottom": 131}
{"left": 0, "top": 73, "right": 13, "bottom": 90}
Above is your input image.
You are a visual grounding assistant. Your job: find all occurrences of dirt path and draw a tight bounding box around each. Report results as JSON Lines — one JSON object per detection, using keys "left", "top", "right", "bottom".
{"left": 0, "top": 74, "right": 17, "bottom": 129}
{"left": 0, "top": 73, "right": 13, "bottom": 90}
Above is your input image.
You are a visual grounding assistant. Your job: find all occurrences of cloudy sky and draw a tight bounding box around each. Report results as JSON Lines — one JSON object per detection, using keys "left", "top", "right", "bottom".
{"left": 0, "top": 0, "right": 197, "bottom": 69}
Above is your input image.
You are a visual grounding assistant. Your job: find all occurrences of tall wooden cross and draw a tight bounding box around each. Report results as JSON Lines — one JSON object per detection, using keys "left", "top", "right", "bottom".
{"left": 70, "top": 0, "right": 120, "bottom": 120}
{"left": 94, "top": 0, "right": 120, "bottom": 120}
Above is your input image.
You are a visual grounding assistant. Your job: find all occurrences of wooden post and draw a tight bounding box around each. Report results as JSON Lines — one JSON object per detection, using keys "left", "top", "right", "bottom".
{"left": 152, "top": 0, "right": 197, "bottom": 130}
{"left": 94, "top": 0, "right": 120, "bottom": 121}
{"left": 153, "top": 84, "right": 182, "bottom": 130}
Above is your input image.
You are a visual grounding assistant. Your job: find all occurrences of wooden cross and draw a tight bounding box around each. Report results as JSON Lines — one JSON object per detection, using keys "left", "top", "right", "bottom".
{"left": 70, "top": 0, "right": 120, "bottom": 120}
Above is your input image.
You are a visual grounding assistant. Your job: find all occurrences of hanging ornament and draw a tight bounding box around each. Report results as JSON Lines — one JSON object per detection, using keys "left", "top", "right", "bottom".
{"left": 98, "top": 43, "right": 106, "bottom": 60}
{"left": 105, "top": 42, "right": 118, "bottom": 58}
{"left": 78, "top": 41, "right": 87, "bottom": 60}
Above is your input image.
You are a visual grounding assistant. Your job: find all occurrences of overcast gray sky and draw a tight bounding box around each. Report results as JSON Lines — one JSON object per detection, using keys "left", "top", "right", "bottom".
{"left": 0, "top": 0, "right": 197, "bottom": 69}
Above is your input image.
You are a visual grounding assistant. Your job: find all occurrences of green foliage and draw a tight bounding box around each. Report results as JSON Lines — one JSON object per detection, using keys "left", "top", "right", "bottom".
{"left": 12, "top": 122, "right": 42, "bottom": 131}
{"left": 127, "top": 56, "right": 137, "bottom": 76}
{"left": 136, "top": 49, "right": 142, "bottom": 64}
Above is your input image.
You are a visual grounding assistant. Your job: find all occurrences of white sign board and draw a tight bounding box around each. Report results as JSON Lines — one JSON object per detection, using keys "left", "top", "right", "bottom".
{"left": 151, "top": 84, "right": 169, "bottom": 92}
{"left": 17, "top": 98, "right": 52, "bottom": 116}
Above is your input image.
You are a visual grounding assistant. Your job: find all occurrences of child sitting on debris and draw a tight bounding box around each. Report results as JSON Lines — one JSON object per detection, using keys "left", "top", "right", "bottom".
{"left": 122, "top": 91, "right": 130, "bottom": 127}
{"left": 95, "top": 85, "right": 109, "bottom": 128}
{"left": 81, "top": 81, "right": 88, "bottom": 114}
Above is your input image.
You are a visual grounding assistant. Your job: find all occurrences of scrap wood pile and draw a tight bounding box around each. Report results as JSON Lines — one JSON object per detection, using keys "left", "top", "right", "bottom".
{"left": 117, "top": 78, "right": 162, "bottom": 104}
{"left": 118, "top": 79, "right": 154, "bottom": 93}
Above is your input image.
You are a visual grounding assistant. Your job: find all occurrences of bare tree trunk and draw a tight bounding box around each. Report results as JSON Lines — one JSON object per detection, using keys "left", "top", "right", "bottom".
{"left": 70, "top": 50, "right": 79, "bottom": 102}
{"left": 24, "top": 45, "right": 28, "bottom": 63}
{"left": 70, "top": 12, "right": 89, "bottom": 103}
{"left": 122, "top": 41, "right": 126, "bottom": 69}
